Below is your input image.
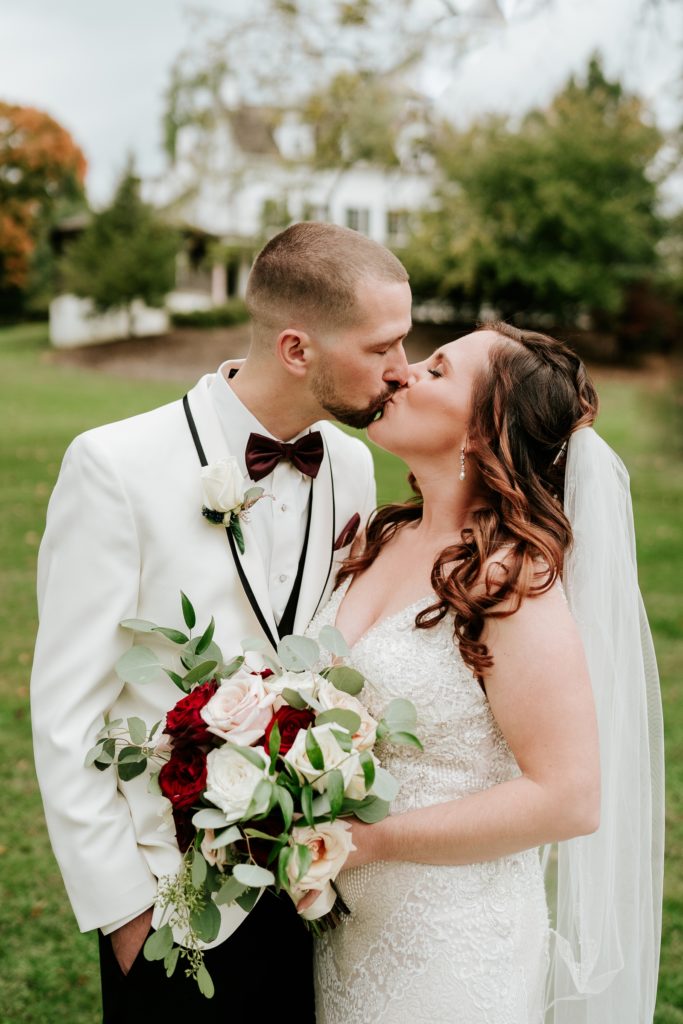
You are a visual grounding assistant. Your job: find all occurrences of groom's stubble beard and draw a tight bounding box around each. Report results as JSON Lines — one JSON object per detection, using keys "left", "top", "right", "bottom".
{"left": 310, "top": 358, "right": 396, "bottom": 429}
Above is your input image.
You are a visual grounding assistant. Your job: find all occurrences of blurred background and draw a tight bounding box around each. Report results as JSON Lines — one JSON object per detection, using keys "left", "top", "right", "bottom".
{"left": 0, "top": 1, "right": 681, "bottom": 1020}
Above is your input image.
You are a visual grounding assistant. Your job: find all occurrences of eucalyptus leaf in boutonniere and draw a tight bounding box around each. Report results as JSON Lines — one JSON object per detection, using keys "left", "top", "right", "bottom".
{"left": 201, "top": 457, "right": 267, "bottom": 554}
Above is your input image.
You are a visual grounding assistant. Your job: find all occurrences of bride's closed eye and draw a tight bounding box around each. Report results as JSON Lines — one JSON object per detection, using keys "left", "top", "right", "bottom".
{"left": 428, "top": 367, "right": 443, "bottom": 378}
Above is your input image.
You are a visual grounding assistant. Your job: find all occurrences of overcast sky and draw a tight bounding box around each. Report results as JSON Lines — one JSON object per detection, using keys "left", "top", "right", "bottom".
{"left": 0, "top": 0, "right": 680, "bottom": 206}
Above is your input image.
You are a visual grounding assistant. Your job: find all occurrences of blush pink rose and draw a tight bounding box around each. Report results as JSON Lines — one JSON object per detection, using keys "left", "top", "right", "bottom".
{"left": 200, "top": 669, "right": 276, "bottom": 746}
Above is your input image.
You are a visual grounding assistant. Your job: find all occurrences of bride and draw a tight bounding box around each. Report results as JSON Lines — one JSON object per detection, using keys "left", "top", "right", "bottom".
{"left": 308, "top": 322, "right": 664, "bottom": 1024}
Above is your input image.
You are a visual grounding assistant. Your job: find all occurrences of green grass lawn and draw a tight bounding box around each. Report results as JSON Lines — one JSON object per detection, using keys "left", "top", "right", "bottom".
{"left": 1, "top": 323, "right": 681, "bottom": 1022}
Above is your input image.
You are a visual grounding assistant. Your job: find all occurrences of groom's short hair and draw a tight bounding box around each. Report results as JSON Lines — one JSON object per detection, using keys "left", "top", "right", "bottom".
{"left": 245, "top": 221, "right": 408, "bottom": 336}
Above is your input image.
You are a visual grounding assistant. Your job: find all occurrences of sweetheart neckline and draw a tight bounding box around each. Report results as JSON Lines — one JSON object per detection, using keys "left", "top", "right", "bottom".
{"left": 332, "top": 577, "right": 436, "bottom": 651}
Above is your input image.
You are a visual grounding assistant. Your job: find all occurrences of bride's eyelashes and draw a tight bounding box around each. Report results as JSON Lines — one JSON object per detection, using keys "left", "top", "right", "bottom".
{"left": 428, "top": 367, "right": 443, "bottom": 378}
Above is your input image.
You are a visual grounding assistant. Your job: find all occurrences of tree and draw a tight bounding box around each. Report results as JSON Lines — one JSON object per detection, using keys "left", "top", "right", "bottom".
{"left": 402, "top": 57, "right": 665, "bottom": 325}
{"left": 61, "top": 168, "right": 178, "bottom": 337}
{"left": 0, "top": 102, "right": 86, "bottom": 304}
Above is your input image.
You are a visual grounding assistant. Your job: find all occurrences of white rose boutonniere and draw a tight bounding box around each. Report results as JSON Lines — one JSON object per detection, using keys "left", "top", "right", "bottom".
{"left": 201, "top": 457, "right": 267, "bottom": 554}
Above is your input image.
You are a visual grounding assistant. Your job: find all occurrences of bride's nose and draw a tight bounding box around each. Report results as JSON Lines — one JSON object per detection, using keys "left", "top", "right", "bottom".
{"left": 405, "top": 358, "right": 427, "bottom": 387}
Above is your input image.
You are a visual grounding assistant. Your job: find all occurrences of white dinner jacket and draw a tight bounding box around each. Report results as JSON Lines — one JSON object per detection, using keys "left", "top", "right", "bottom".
{"left": 30, "top": 372, "right": 376, "bottom": 945}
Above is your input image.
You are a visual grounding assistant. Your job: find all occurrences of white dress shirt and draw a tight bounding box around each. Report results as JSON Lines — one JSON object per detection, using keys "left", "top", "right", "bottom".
{"left": 209, "top": 362, "right": 314, "bottom": 624}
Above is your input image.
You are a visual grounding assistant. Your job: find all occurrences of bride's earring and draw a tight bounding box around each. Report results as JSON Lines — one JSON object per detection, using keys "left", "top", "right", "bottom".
{"left": 459, "top": 447, "right": 466, "bottom": 481}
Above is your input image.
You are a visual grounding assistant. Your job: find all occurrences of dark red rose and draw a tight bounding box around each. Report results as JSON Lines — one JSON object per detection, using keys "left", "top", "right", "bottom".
{"left": 259, "top": 669, "right": 274, "bottom": 679}
{"left": 264, "top": 705, "right": 315, "bottom": 756}
{"left": 164, "top": 679, "right": 218, "bottom": 745}
{"left": 172, "top": 807, "right": 195, "bottom": 854}
{"left": 159, "top": 745, "right": 207, "bottom": 810}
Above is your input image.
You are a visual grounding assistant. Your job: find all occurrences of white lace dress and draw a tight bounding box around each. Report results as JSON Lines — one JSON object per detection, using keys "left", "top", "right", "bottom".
{"left": 307, "top": 579, "right": 550, "bottom": 1024}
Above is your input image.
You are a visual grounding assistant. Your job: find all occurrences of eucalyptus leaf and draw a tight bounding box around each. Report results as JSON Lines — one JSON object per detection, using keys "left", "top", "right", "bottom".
{"left": 225, "top": 742, "right": 268, "bottom": 770}
{"left": 147, "top": 771, "right": 162, "bottom": 796}
{"left": 245, "top": 778, "right": 274, "bottom": 820}
{"left": 359, "top": 750, "right": 376, "bottom": 792}
{"left": 182, "top": 660, "right": 218, "bottom": 686}
{"left": 294, "top": 842, "right": 313, "bottom": 884}
{"left": 243, "top": 486, "right": 264, "bottom": 503}
{"left": 116, "top": 646, "right": 163, "bottom": 686}
{"left": 275, "top": 785, "right": 294, "bottom": 832}
{"left": 277, "top": 846, "right": 293, "bottom": 892}
{"left": 324, "top": 665, "right": 365, "bottom": 696}
{"left": 235, "top": 887, "right": 260, "bottom": 913}
{"left": 95, "top": 738, "right": 116, "bottom": 766}
{"left": 305, "top": 727, "right": 324, "bottom": 771}
{"left": 277, "top": 635, "right": 320, "bottom": 672}
{"left": 180, "top": 590, "right": 196, "bottom": 630}
{"left": 127, "top": 717, "right": 147, "bottom": 746}
{"left": 120, "top": 618, "right": 157, "bottom": 634}
{"left": 195, "top": 616, "right": 216, "bottom": 656}
{"left": 164, "top": 668, "right": 187, "bottom": 692}
{"left": 152, "top": 625, "right": 190, "bottom": 645}
{"left": 268, "top": 721, "right": 281, "bottom": 770}
{"left": 191, "top": 851, "right": 208, "bottom": 888}
{"left": 143, "top": 925, "right": 173, "bottom": 961}
{"left": 388, "top": 731, "right": 424, "bottom": 750}
{"left": 148, "top": 719, "right": 161, "bottom": 741}
{"left": 222, "top": 655, "right": 245, "bottom": 679}
{"left": 233, "top": 863, "right": 275, "bottom": 887}
{"left": 282, "top": 688, "right": 307, "bottom": 710}
{"left": 183, "top": 637, "right": 224, "bottom": 670}
{"left": 197, "top": 962, "right": 215, "bottom": 999}
{"left": 192, "top": 808, "right": 230, "bottom": 830}
{"left": 331, "top": 729, "right": 353, "bottom": 753}
{"left": 301, "top": 783, "right": 314, "bottom": 827}
{"left": 118, "top": 758, "right": 147, "bottom": 782}
{"left": 210, "top": 825, "right": 242, "bottom": 849}
{"left": 317, "top": 624, "right": 350, "bottom": 657}
{"left": 190, "top": 897, "right": 221, "bottom": 943}
{"left": 118, "top": 745, "right": 144, "bottom": 763}
{"left": 240, "top": 635, "right": 269, "bottom": 653}
{"left": 369, "top": 765, "right": 399, "bottom": 801}
{"left": 164, "top": 945, "right": 180, "bottom": 978}
{"left": 215, "top": 874, "right": 248, "bottom": 906}
{"left": 84, "top": 742, "right": 104, "bottom": 768}
{"left": 381, "top": 698, "right": 418, "bottom": 733}
{"left": 315, "top": 709, "right": 361, "bottom": 734}
{"left": 353, "top": 796, "right": 391, "bottom": 824}
{"left": 311, "top": 791, "right": 331, "bottom": 817}
{"left": 325, "top": 768, "right": 345, "bottom": 819}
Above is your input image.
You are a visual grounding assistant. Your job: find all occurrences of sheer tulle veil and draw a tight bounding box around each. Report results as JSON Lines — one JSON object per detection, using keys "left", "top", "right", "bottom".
{"left": 542, "top": 426, "right": 665, "bottom": 1022}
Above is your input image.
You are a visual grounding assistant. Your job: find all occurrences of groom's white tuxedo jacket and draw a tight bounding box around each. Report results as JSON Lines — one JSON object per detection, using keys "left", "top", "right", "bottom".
{"left": 31, "top": 371, "right": 375, "bottom": 945}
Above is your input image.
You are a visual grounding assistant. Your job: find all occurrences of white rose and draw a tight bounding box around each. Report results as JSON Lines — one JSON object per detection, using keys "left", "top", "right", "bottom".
{"left": 316, "top": 678, "right": 378, "bottom": 751}
{"left": 263, "top": 670, "right": 321, "bottom": 711}
{"left": 200, "top": 828, "right": 228, "bottom": 869}
{"left": 284, "top": 722, "right": 361, "bottom": 794}
{"left": 201, "top": 669, "right": 276, "bottom": 746}
{"left": 204, "top": 745, "right": 270, "bottom": 824}
{"left": 201, "top": 457, "right": 245, "bottom": 514}
{"left": 287, "top": 820, "right": 355, "bottom": 901}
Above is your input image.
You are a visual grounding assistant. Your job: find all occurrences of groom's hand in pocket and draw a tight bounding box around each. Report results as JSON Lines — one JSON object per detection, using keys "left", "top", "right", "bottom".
{"left": 110, "top": 907, "right": 154, "bottom": 975}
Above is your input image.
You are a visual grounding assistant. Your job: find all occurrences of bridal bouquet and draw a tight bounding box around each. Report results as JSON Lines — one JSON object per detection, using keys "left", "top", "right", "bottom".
{"left": 86, "top": 592, "right": 422, "bottom": 997}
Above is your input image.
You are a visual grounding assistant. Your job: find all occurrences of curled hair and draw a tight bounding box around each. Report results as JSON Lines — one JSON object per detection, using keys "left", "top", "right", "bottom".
{"left": 337, "top": 321, "right": 599, "bottom": 684}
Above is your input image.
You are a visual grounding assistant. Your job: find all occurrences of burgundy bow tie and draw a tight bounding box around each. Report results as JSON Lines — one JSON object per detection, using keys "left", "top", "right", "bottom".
{"left": 245, "top": 431, "right": 324, "bottom": 482}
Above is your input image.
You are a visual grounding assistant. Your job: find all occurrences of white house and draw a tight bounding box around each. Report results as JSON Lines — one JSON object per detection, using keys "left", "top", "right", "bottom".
{"left": 144, "top": 103, "right": 435, "bottom": 310}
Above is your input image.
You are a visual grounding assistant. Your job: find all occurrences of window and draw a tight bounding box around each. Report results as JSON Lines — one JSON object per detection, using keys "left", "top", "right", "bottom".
{"left": 302, "top": 202, "right": 330, "bottom": 222}
{"left": 386, "top": 210, "right": 410, "bottom": 245}
{"left": 345, "top": 208, "right": 370, "bottom": 234}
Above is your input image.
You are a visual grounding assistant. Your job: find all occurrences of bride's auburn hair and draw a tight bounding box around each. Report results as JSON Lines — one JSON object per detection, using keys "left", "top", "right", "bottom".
{"left": 337, "top": 321, "right": 599, "bottom": 683}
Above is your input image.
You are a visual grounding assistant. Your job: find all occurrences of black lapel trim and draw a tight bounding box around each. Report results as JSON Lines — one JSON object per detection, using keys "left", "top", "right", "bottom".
{"left": 182, "top": 394, "right": 279, "bottom": 652}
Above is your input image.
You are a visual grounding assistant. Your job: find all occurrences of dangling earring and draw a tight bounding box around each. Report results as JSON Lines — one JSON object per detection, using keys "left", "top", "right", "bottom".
{"left": 459, "top": 447, "right": 466, "bottom": 482}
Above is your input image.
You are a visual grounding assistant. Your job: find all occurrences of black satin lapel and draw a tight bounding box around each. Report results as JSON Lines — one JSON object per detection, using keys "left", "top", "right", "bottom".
{"left": 182, "top": 394, "right": 279, "bottom": 652}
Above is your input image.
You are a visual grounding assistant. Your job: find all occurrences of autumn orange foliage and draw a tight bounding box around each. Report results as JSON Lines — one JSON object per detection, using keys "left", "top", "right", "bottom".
{"left": 0, "top": 102, "right": 87, "bottom": 289}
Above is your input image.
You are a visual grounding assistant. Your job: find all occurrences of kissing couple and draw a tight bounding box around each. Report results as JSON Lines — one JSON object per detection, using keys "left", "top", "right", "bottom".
{"left": 32, "top": 222, "right": 664, "bottom": 1023}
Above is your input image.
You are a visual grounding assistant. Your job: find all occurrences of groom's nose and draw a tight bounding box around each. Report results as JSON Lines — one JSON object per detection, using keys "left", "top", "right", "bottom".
{"left": 382, "top": 342, "right": 410, "bottom": 387}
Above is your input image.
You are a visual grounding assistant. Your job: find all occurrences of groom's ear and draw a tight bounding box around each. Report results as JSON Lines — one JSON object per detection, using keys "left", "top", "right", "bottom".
{"left": 276, "top": 328, "right": 313, "bottom": 378}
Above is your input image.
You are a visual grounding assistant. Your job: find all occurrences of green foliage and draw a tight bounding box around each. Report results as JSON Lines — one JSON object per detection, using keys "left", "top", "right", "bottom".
{"left": 170, "top": 300, "right": 249, "bottom": 329}
{"left": 61, "top": 168, "right": 179, "bottom": 331}
{"left": 403, "top": 57, "right": 664, "bottom": 323}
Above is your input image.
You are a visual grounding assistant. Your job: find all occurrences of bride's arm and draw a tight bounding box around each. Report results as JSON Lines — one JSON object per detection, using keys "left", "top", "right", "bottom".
{"left": 345, "top": 581, "right": 600, "bottom": 869}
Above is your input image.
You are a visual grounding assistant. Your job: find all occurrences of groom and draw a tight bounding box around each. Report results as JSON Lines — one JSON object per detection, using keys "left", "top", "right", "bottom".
{"left": 30, "top": 221, "right": 412, "bottom": 1020}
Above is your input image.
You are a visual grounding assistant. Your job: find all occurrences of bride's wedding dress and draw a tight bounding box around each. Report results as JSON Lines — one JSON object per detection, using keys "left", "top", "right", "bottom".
{"left": 308, "top": 578, "right": 549, "bottom": 1024}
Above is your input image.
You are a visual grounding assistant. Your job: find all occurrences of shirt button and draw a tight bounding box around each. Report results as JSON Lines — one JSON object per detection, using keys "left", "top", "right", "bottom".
{"left": 280, "top": 503, "right": 288, "bottom": 512}
{"left": 279, "top": 574, "right": 288, "bottom": 583}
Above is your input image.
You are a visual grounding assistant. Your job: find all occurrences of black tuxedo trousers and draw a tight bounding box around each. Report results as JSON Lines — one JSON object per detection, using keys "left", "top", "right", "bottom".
{"left": 99, "top": 889, "right": 315, "bottom": 1022}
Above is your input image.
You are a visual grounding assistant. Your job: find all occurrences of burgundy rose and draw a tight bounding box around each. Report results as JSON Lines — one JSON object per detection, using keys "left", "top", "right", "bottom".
{"left": 172, "top": 808, "right": 195, "bottom": 854}
{"left": 159, "top": 745, "right": 207, "bottom": 810}
{"left": 264, "top": 706, "right": 316, "bottom": 756}
{"left": 164, "top": 679, "right": 219, "bottom": 745}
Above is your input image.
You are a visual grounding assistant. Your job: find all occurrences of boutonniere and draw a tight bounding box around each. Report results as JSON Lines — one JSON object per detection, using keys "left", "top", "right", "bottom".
{"left": 201, "top": 457, "right": 266, "bottom": 554}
